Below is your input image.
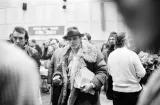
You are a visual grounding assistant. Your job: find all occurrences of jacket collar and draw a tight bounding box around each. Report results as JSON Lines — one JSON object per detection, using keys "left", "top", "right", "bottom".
{"left": 62, "top": 41, "right": 97, "bottom": 63}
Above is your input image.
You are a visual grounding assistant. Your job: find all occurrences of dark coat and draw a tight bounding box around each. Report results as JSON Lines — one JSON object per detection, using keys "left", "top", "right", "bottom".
{"left": 41, "top": 47, "right": 52, "bottom": 60}
{"left": 25, "top": 45, "right": 41, "bottom": 68}
{"left": 48, "top": 42, "right": 108, "bottom": 105}
{"left": 48, "top": 48, "right": 65, "bottom": 105}
{"left": 101, "top": 43, "right": 115, "bottom": 99}
{"left": 41, "top": 46, "right": 57, "bottom": 60}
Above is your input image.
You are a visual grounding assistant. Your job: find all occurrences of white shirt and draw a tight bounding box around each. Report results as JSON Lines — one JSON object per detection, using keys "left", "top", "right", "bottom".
{"left": 108, "top": 47, "right": 146, "bottom": 92}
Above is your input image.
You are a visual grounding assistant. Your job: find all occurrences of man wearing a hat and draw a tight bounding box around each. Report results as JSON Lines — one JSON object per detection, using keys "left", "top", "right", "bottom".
{"left": 48, "top": 27, "right": 108, "bottom": 105}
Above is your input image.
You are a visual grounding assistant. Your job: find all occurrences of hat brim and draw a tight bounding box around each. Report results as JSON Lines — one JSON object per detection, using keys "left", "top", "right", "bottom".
{"left": 63, "top": 34, "right": 84, "bottom": 40}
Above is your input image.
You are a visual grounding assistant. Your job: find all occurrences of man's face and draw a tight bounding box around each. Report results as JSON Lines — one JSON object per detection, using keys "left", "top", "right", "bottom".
{"left": 108, "top": 36, "right": 116, "bottom": 45}
{"left": 68, "top": 36, "right": 81, "bottom": 49}
{"left": 12, "top": 31, "right": 26, "bottom": 48}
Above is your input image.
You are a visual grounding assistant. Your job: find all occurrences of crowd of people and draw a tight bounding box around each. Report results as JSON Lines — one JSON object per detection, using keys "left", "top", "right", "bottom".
{"left": 4, "top": 25, "right": 152, "bottom": 105}
{"left": 1, "top": 0, "right": 160, "bottom": 105}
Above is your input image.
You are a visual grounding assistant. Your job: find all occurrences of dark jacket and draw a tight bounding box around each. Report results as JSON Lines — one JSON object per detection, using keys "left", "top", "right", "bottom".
{"left": 101, "top": 43, "right": 115, "bottom": 100}
{"left": 101, "top": 43, "right": 115, "bottom": 63}
{"left": 25, "top": 45, "right": 41, "bottom": 68}
{"left": 41, "top": 46, "right": 56, "bottom": 60}
{"left": 48, "top": 42, "right": 108, "bottom": 105}
{"left": 41, "top": 47, "right": 51, "bottom": 60}
{"left": 35, "top": 44, "right": 42, "bottom": 58}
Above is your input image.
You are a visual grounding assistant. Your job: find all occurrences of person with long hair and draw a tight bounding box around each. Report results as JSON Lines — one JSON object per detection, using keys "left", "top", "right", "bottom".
{"left": 101, "top": 32, "right": 117, "bottom": 100}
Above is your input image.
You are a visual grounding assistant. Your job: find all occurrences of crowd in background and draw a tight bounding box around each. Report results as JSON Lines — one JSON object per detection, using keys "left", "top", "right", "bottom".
{"left": 5, "top": 26, "right": 160, "bottom": 105}
{"left": 5, "top": 25, "right": 159, "bottom": 105}
{"left": 1, "top": 0, "right": 160, "bottom": 105}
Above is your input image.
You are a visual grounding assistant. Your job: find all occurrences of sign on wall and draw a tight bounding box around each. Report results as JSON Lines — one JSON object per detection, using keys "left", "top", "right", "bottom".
{"left": 28, "top": 26, "right": 65, "bottom": 35}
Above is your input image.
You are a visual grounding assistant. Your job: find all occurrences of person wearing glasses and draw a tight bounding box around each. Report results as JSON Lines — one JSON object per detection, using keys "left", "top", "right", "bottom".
{"left": 48, "top": 27, "right": 108, "bottom": 105}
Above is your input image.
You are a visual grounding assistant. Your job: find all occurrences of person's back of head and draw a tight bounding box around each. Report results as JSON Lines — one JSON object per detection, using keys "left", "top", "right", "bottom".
{"left": 0, "top": 41, "right": 40, "bottom": 105}
{"left": 116, "top": 32, "right": 126, "bottom": 48}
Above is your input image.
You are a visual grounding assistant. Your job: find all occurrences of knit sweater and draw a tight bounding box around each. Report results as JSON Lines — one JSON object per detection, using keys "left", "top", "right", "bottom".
{"left": 108, "top": 47, "right": 146, "bottom": 92}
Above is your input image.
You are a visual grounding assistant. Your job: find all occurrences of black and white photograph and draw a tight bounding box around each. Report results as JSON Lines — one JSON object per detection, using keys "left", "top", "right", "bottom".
{"left": 0, "top": 0, "right": 160, "bottom": 105}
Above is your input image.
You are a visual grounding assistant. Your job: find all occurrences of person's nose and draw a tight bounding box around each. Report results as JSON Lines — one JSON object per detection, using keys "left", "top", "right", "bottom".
{"left": 69, "top": 39, "right": 73, "bottom": 43}
{"left": 16, "top": 38, "right": 20, "bottom": 43}
{"left": 71, "top": 40, "right": 75, "bottom": 44}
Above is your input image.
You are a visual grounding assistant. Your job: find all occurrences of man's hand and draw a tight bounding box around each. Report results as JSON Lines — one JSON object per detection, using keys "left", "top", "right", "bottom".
{"left": 80, "top": 83, "right": 95, "bottom": 94}
{"left": 52, "top": 75, "right": 62, "bottom": 86}
{"left": 25, "top": 45, "right": 38, "bottom": 56}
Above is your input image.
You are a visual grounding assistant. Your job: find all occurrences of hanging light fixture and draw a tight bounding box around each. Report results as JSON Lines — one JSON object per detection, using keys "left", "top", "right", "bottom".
{"left": 62, "top": 0, "right": 67, "bottom": 10}
{"left": 62, "top": 5, "right": 67, "bottom": 9}
{"left": 22, "top": 2, "right": 27, "bottom": 11}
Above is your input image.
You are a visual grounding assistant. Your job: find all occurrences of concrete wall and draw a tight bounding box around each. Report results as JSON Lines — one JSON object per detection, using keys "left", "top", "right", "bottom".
{"left": 0, "top": 0, "right": 129, "bottom": 41}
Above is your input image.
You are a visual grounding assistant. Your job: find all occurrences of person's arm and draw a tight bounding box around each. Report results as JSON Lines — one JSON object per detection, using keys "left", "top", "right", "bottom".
{"left": 25, "top": 45, "right": 40, "bottom": 59}
{"left": 133, "top": 52, "right": 146, "bottom": 78}
{"left": 41, "top": 47, "right": 53, "bottom": 60}
{"left": 35, "top": 45, "right": 42, "bottom": 58}
{"left": 47, "top": 48, "right": 63, "bottom": 84}
{"left": 47, "top": 53, "right": 55, "bottom": 84}
{"left": 91, "top": 50, "right": 108, "bottom": 90}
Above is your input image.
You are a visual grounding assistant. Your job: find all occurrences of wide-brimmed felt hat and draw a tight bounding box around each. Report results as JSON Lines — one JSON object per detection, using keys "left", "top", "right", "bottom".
{"left": 63, "top": 29, "right": 84, "bottom": 40}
